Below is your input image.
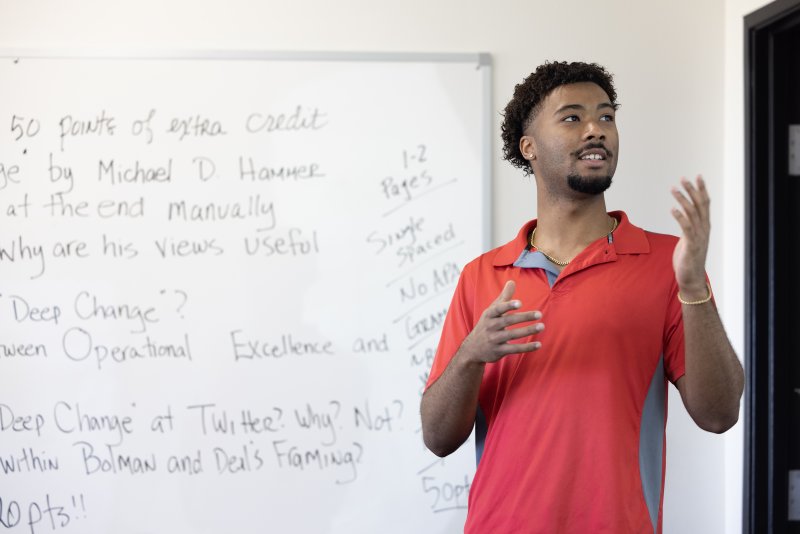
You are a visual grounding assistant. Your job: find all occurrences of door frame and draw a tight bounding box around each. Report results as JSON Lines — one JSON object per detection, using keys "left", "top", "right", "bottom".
{"left": 744, "top": 0, "right": 800, "bottom": 531}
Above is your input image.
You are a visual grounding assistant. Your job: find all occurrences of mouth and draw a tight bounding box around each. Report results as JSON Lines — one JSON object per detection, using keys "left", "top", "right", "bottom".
{"left": 577, "top": 147, "right": 609, "bottom": 161}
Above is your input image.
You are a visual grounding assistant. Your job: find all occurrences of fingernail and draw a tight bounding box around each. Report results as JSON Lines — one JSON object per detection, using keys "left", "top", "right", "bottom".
{"left": 533, "top": 311, "right": 542, "bottom": 319}
{"left": 511, "top": 300, "right": 521, "bottom": 308}
{"left": 534, "top": 342, "right": 542, "bottom": 349}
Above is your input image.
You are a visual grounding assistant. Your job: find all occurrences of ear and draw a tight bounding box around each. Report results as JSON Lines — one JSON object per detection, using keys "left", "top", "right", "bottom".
{"left": 519, "top": 135, "right": 536, "bottom": 162}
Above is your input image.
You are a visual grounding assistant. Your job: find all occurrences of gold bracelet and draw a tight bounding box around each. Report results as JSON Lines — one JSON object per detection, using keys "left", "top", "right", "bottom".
{"left": 678, "top": 283, "right": 713, "bottom": 305}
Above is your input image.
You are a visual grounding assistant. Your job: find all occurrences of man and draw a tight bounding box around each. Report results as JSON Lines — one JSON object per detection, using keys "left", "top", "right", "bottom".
{"left": 419, "top": 61, "right": 744, "bottom": 533}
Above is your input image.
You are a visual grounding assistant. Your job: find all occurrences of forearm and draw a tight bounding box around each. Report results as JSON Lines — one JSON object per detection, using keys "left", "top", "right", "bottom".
{"left": 680, "top": 294, "right": 745, "bottom": 433}
{"left": 420, "top": 349, "right": 485, "bottom": 457}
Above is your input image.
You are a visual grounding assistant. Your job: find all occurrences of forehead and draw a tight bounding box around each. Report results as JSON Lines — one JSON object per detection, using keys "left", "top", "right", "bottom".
{"left": 540, "top": 82, "right": 612, "bottom": 112}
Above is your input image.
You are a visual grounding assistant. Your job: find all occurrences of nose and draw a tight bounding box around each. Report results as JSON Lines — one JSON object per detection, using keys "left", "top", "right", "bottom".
{"left": 582, "top": 119, "right": 606, "bottom": 141}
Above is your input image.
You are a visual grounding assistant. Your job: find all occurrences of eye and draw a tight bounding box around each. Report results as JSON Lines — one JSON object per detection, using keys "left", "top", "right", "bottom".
{"left": 562, "top": 115, "right": 579, "bottom": 122}
{"left": 600, "top": 114, "right": 615, "bottom": 122}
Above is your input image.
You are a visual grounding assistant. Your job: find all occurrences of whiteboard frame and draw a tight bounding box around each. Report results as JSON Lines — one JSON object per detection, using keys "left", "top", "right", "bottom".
{"left": 1, "top": 49, "right": 493, "bottom": 252}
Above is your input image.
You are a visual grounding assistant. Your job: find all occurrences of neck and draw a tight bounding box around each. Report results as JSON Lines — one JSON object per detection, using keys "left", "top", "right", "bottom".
{"left": 536, "top": 190, "right": 610, "bottom": 237}
{"left": 532, "top": 193, "right": 613, "bottom": 265}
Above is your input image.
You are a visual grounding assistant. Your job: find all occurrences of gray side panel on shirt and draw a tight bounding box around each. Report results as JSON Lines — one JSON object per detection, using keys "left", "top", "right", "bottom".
{"left": 475, "top": 406, "right": 487, "bottom": 465}
{"left": 640, "top": 355, "right": 666, "bottom": 533}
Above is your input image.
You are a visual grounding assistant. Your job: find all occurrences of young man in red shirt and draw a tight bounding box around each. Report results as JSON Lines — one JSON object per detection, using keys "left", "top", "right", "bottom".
{"left": 420, "top": 61, "right": 744, "bottom": 533}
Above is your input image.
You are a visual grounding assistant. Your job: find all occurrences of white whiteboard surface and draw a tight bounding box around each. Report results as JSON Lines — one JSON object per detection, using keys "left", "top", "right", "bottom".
{"left": 0, "top": 52, "right": 490, "bottom": 534}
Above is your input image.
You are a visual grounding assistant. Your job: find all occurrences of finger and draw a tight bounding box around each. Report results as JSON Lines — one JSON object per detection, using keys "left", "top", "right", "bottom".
{"left": 490, "top": 299, "right": 528, "bottom": 319}
{"left": 672, "top": 188, "right": 703, "bottom": 235}
{"left": 499, "top": 322, "right": 544, "bottom": 342}
{"left": 695, "top": 175, "right": 708, "bottom": 196}
{"left": 671, "top": 206, "right": 693, "bottom": 236}
{"left": 487, "top": 281, "right": 521, "bottom": 319}
{"left": 670, "top": 187, "right": 700, "bottom": 229}
{"left": 497, "top": 340, "right": 542, "bottom": 356}
{"left": 692, "top": 175, "right": 711, "bottom": 220}
{"left": 680, "top": 177, "right": 708, "bottom": 222}
{"left": 499, "top": 310, "right": 542, "bottom": 328}
{"left": 496, "top": 280, "right": 516, "bottom": 304}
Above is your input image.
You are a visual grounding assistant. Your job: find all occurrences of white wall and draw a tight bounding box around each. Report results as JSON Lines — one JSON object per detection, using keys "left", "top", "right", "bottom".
{"left": 0, "top": 0, "right": 748, "bottom": 532}
{"left": 722, "top": 0, "right": 773, "bottom": 532}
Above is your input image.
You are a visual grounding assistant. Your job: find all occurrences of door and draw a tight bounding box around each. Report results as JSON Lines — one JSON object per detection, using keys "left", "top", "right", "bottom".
{"left": 745, "top": 1, "right": 800, "bottom": 532}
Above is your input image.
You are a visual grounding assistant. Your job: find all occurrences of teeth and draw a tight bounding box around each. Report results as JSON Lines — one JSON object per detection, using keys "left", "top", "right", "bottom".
{"left": 581, "top": 154, "right": 604, "bottom": 160}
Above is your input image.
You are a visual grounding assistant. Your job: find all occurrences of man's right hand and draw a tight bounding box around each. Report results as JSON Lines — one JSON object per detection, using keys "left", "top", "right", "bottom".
{"left": 457, "top": 280, "right": 544, "bottom": 365}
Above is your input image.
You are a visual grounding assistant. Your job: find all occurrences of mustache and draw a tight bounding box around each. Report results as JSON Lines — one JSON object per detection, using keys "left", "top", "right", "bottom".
{"left": 573, "top": 143, "right": 613, "bottom": 158}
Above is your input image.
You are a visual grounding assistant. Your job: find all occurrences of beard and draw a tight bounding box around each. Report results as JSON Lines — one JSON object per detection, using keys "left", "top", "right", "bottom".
{"left": 567, "top": 174, "right": 613, "bottom": 195}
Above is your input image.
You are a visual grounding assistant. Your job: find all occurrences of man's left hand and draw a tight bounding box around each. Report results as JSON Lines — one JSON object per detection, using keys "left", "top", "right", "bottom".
{"left": 671, "top": 175, "right": 710, "bottom": 299}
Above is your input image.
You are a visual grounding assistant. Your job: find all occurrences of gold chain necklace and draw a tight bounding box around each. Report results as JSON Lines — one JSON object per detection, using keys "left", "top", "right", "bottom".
{"left": 530, "top": 217, "right": 618, "bottom": 266}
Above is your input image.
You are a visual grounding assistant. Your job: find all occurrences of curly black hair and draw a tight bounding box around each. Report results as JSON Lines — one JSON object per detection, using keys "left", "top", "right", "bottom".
{"left": 501, "top": 61, "right": 618, "bottom": 175}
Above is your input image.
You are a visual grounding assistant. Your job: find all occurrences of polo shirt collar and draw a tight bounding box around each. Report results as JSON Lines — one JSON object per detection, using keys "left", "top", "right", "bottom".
{"left": 492, "top": 210, "right": 650, "bottom": 267}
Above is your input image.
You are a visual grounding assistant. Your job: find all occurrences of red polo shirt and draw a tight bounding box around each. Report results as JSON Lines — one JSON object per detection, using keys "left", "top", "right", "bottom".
{"left": 426, "top": 212, "right": 686, "bottom": 534}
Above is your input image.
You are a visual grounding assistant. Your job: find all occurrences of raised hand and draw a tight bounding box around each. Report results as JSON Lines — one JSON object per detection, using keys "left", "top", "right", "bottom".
{"left": 670, "top": 176, "right": 710, "bottom": 300}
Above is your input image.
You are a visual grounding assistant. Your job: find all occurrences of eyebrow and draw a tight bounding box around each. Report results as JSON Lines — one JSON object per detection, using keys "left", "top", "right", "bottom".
{"left": 553, "top": 102, "right": 616, "bottom": 115}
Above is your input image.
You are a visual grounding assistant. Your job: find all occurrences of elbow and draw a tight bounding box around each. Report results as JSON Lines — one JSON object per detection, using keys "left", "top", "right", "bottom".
{"left": 420, "top": 393, "right": 470, "bottom": 457}
{"left": 420, "top": 412, "right": 468, "bottom": 457}
{"left": 425, "top": 441, "right": 455, "bottom": 458}
{"left": 421, "top": 425, "right": 461, "bottom": 458}
{"left": 698, "top": 416, "right": 738, "bottom": 434}
{"left": 683, "top": 378, "right": 744, "bottom": 434}
{"left": 694, "top": 407, "right": 740, "bottom": 434}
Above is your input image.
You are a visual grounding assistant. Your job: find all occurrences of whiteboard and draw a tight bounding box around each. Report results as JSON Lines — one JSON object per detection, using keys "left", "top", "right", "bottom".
{"left": 0, "top": 51, "right": 490, "bottom": 534}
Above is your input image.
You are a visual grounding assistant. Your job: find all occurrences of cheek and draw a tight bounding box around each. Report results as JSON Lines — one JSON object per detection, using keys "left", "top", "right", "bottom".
{"left": 536, "top": 140, "right": 572, "bottom": 163}
{"left": 606, "top": 128, "right": 620, "bottom": 148}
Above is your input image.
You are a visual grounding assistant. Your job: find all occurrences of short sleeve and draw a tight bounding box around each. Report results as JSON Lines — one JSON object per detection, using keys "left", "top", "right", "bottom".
{"left": 424, "top": 265, "right": 477, "bottom": 390}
